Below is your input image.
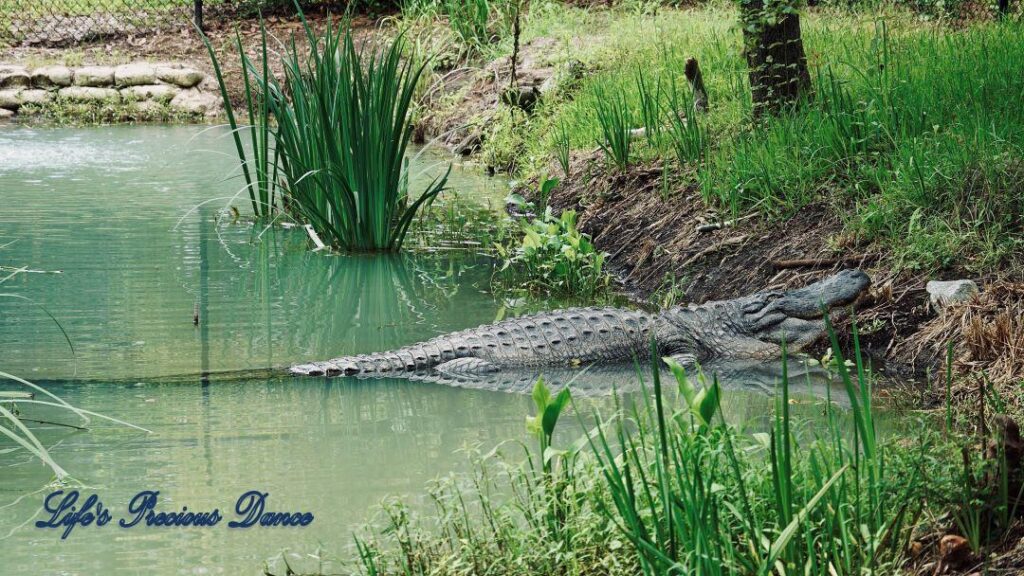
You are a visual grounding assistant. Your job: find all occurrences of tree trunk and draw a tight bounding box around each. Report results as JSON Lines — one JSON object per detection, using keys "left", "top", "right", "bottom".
{"left": 741, "top": 0, "right": 813, "bottom": 118}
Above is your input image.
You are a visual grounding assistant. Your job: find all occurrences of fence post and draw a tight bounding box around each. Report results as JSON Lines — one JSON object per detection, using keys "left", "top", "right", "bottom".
{"left": 194, "top": 0, "right": 204, "bottom": 31}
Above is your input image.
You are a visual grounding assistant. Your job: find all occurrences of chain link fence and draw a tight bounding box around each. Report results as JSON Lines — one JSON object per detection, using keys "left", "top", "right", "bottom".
{"left": 0, "top": 1, "right": 348, "bottom": 47}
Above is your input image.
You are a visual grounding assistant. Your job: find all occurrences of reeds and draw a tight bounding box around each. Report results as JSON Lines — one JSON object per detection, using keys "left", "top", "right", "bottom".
{"left": 592, "top": 84, "right": 632, "bottom": 172}
{"left": 201, "top": 9, "right": 448, "bottom": 251}
{"left": 585, "top": 325, "right": 927, "bottom": 575}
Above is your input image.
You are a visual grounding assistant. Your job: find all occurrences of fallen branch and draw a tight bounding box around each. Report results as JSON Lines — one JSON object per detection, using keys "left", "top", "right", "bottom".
{"left": 681, "top": 235, "right": 748, "bottom": 268}
{"left": 771, "top": 255, "right": 872, "bottom": 270}
{"left": 696, "top": 212, "right": 757, "bottom": 234}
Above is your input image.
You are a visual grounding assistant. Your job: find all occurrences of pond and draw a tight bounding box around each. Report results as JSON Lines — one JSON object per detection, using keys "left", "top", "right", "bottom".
{"left": 0, "top": 126, "right": 839, "bottom": 575}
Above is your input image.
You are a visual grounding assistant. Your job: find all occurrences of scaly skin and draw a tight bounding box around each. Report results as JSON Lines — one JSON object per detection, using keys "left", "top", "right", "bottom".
{"left": 290, "top": 269, "right": 871, "bottom": 380}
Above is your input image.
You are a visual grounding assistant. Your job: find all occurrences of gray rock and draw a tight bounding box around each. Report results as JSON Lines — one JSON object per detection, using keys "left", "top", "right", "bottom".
{"left": 58, "top": 86, "right": 121, "bottom": 103}
{"left": 114, "top": 63, "right": 156, "bottom": 87}
{"left": 19, "top": 89, "right": 53, "bottom": 105}
{"left": 0, "top": 89, "right": 23, "bottom": 109}
{"left": 0, "top": 107, "right": 13, "bottom": 118}
{"left": 31, "top": 66, "right": 73, "bottom": 88}
{"left": 155, "top": 64, "right": 204, "bottom": 88}
{"left": 121, "top": 84, "right": 179, "bottom": 103}
{"left": 74, "top": 66, "right": 115, "bottom": 87}
{"left": 927, "top": 279, "right": 979, "bottom": 310}
{"left": 0, "top": 65, "right": 30, "bottom": 89}
{"left": 169, "top": 89, "right": 220, "bottom": 116}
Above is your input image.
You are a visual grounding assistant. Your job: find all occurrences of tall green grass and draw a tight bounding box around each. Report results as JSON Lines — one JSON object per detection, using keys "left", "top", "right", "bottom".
{"left": 592, "top": 83, "right": 633, "bottom": 172}
{"left": 202, "top": 11, "right": 448, "bottom": 251}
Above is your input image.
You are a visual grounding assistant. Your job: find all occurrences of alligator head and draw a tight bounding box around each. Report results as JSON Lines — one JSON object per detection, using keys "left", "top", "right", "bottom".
{"left": 735, "top": 269, "right": 871, "bottom": 351}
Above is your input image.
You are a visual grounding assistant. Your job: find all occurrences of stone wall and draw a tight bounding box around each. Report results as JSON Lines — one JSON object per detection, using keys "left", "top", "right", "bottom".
{"left": 0, "top": 62, "right": 221, "bottom": 119}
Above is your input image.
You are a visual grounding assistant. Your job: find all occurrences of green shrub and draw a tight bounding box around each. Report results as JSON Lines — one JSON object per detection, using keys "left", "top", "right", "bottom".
{"left": 496, "top": 207, "right": 610, "bottom": 297}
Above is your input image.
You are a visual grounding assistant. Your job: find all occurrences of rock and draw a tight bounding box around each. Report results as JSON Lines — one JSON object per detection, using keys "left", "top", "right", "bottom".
{"left": 169, "top": 89, "right": 220, "bottom": 116}
{"left": 927, "top": 279, "right": 979, "bottom": 310}
{"left": 114, "top": 63, "right": 156, "bottom": 87}
{"left": 155, "top": 64, "right": 204, "bottom": 88}
{"left": 58, "top": 86, "right": 121, "bottom": 103}
{"left": 18, "top": 89, "right": 53, "bottom": 106}
{"left": 121, "top": 84, "right": 179, "bottom": 103}
{"left": 0, "top": 65, "right": 30, "bottom": 89}
{"left": 74, "top": 66, "right": 115, "bottom": 87}
{"left": 0, "top": 89, "right": 23, "bottom": 109}
{"left": 0, "top": 107, "right": 13, "bottom": 118}
{"left": 31, "top": 66, "right": 73, "bottom": 88}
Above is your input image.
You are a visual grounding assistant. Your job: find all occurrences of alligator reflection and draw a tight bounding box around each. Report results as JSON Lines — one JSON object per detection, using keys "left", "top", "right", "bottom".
{"left": 335, "top": 357, "right": 847, "bottom": 406}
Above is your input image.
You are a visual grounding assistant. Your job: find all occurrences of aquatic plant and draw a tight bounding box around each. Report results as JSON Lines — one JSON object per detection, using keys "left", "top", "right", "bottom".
{"left": 495, "top": 207, "right": 609, "bottom": 298}
{"left": 201, "top": 10, "right": 447, "bottom": 251}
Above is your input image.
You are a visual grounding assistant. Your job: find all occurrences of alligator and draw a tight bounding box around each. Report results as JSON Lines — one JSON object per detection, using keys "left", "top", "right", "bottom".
{"left": 290, "top": 269, "right": 870, "bottom": 383}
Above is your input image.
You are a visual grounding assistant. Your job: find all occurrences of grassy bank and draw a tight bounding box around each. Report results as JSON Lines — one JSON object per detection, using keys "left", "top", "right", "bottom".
{"left": 445, "top": 4, "right": 1024, "bottom": 274}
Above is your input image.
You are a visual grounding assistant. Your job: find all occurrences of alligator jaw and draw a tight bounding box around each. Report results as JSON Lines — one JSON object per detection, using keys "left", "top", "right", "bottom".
{"left": 741, "top": 269, "right": 872, "bottom": 349}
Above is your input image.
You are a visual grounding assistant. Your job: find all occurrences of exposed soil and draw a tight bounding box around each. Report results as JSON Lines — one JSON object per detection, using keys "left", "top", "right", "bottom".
{"left": 530, "top": 152, "right": 935, "bottom": 375}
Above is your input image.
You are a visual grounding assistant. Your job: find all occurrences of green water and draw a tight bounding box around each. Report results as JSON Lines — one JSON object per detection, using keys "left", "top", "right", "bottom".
{"left": 0, "top": 126, "right": 826, "bottom": 575}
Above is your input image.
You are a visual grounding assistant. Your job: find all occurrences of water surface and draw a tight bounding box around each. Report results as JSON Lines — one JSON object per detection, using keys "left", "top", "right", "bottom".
{"left": 0, "top": 126, "right": 834, "bottom": 575}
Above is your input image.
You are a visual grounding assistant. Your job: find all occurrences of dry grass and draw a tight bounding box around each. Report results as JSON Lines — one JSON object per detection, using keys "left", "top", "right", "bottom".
{"left": 907, "top": 283, "right": 1024, "bottom": 403}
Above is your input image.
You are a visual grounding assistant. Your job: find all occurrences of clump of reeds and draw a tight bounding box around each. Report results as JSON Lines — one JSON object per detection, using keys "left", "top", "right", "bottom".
{"left": 200, "top": 8, "right": 448, "bottom": 251}
{"left": 592, "top": 83, "right": 632, "bottom": 172}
